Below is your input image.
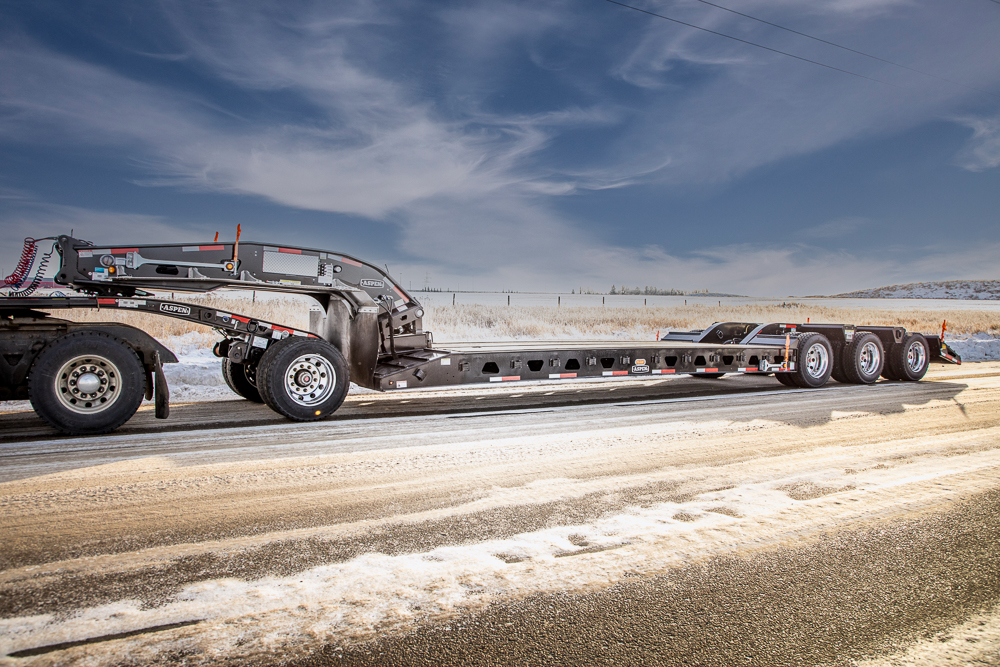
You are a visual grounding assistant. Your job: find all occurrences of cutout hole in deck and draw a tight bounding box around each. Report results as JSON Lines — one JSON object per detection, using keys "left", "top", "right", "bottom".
{"left": 481, "top": 362, "right": 500, "bottom": 374}
{"left": 600, "top": 358, "right": 615, "bottom": 369}
{"left": 665, "top": 356, "right": 678, "bottom": 367}
{"left": 722, "top": 355, "right": 734, "bottom": 366}
{"left": 527, "top": 360, "right": 544, "bottom": 372}
{"left": 565, "top": 358, "right": 581, "bottom": 371}
{"left": 748, "top": 355, "right": 759, "bottom": 366}
{"left": 694, "top": 355, "right": 707, "bottom": 366}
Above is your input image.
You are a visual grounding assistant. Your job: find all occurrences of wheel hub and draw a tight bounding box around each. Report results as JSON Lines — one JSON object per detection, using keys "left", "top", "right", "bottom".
{"left": 859, "top": 341, "right": 881, "bottom": 375}
{"left": 56, "top": 356, "right": 121, "bottom": 414}
{"left": 906, "top": 341, "right": 926, "bottom": 372}
{"left": 803, "top": 343, "right": 829, "bottom": 378}
{"left": 284, "top": 355, "right": 335, "bottom": 406}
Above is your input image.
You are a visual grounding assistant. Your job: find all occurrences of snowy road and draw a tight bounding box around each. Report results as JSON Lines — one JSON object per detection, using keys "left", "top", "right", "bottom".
{"left": 2, "top": 364, "right": 1000, "bottom": 665}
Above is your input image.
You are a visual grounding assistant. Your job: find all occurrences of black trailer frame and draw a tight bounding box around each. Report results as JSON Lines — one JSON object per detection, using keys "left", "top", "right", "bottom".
{"left": 1, "top": 235, "right": 961, "bottom": 435}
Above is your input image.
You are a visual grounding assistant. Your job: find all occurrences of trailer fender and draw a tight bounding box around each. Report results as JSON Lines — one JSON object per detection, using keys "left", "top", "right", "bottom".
{"left": 308, "top": 297, "right": 379, "bottom": 390}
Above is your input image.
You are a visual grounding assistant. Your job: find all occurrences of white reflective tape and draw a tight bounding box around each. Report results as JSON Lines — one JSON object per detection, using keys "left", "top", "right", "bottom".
{"left": 489, "top": 377, "right": 503, "bottom": 382}
{"left": 117, "top": 299, "right": 146, "bottom": 308}
{"left": 602, "top": 371, "right": 613, "bottom": 376}
{"left": 182, "top": 246, "right": 199, "bottom": 252}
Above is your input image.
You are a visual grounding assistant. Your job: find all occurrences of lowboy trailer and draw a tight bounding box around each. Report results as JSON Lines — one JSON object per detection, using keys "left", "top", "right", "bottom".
{"left": 1, "top": 234, "right": 961, "bottom": 435}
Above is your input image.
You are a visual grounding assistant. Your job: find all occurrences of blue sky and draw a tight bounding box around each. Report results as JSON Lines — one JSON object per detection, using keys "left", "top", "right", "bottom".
{"left": 1, "top": 0, "right": 998, "bottom": 296}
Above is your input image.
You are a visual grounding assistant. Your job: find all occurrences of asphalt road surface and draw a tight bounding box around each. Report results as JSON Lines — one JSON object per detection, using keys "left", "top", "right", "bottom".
{"left": 1, "top": 363, "right": 999, "bottom": 666}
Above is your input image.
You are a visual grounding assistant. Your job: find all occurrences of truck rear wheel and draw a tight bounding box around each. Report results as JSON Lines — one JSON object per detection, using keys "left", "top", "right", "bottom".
{"left": 886, "top": 333, "right": 929, "bottom": 381}
{"left": 841, "top": 332, "right": 884, "bottom": 385}
{"left": 257, "top": 337, "right": 349, "bottom": 421}
{"left": 790, "top": 332, "right": 833, "bottom": 388}
{"left": 28, "top": 331, "right": 146, "bottom": 434}
{"left": 222, "top": 359, "right": 264, "bottom": 403}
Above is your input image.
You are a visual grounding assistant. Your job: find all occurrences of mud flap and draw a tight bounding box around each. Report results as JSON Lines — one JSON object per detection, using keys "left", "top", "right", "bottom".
{"left": 152, "top": 350, "right": 170, "bottom": 419}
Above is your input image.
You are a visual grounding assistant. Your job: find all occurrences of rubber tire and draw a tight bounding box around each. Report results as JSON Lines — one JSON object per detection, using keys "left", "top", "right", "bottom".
{"left": 688, "top": 373, "right": 726, "bottom": 379}
{"left": 830, "top": 342, "right": 850, "bottom": 383}
{"left": 842, "top": 332, "right": 884, "bottom": 385}
{"left": 790, "top": 332, "right": 833, "bottom": 388}
{"left": 28, "top": 331, "right": 145, "bottom": 435}
{"left": 880, "top": 361, "right": 902, "bottom": 381}
{"left": 222, "top": 359, "right": 264, "bottom": 403}
{"left": 775, "top": 373, "right": 797, "bottom": 387}
{"left": 257, "top": 337, "right": 349, "bottom": 421}
{"left": 886, "top": 333, "right": 930, "bottom": 382}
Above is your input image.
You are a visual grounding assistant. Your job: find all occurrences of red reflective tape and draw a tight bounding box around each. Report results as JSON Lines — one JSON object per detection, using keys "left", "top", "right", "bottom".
{"left": 200, "top": 244, "right": 224, "bottom": 251}
{"left": 703, "top": 368, "right": 719, "bottom": 372}
{"left": 393, "top": 286, "right": 405, "bottom": 299}
{"left": 613, "top": 371, "right": 629, "bottom": 376}
{"left": 560, "top": 373, "right": 577, "bottom": 378}
{"left": 340, "top": 256, "right": 362, "bottom": 267}
{"left": 278, "top": 247, "right": 302, "bottom": 254}
{"left": 109, "top": 248, "right": 138, "bottom": 254}
{"left": 232, "top": 315, "right": 250, "bottom": 323}
{"left": 98, "top": 298, "right": 116, "bottom": 305}
{"left": 502, "top": 376, "right": 520, "bottom": 381}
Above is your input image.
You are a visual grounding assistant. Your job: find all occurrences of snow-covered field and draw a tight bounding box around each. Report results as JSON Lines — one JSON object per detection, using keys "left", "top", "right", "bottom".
{"left": 832, "top": 280, "right": 1000, "bottom": 300}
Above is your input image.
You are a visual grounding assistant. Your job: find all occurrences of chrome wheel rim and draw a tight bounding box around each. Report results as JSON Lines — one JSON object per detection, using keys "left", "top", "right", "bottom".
{"left": 284, "top": 354, "right": 335, "bottom": 406}
{"left": 905, "top": 340, "right": 926, "bottom": 373}
{"left": 803, "top": 342, "right": 829, "bottom": 379}
{"left": 859, "top": 341, "right": 881, "bottom": 376}
{"left": 55, "top": 354, "right": 122, "bottom": 414}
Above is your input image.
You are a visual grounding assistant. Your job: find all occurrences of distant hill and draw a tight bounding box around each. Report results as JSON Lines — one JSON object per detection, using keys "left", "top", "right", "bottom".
{"left": 831, "top": 280, "right": 1000, "bottom": 300}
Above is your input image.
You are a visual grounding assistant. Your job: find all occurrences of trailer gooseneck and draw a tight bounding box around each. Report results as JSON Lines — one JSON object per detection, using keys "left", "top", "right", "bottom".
{"left": 1, "top": 235, "right": 961, "bottom": 435}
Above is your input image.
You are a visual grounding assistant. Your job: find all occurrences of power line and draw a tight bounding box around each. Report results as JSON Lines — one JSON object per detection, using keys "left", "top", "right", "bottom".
{"left": 682, "top": 0, "right": 993, "bottom": 96}
{"left": 601, "top": 0, "right": 901, "bottom": 88}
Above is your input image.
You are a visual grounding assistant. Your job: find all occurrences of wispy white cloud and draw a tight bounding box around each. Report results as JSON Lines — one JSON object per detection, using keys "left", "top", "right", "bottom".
{"left": 954, "top": 115, "right": 1000, "bottom": 171}
{"left": 1, "top": 0, "right": 997, "bottom": 296}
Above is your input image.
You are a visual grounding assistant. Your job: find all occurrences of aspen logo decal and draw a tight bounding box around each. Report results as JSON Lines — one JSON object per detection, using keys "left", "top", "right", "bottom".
{"left": 631, "top": 359, "right": 650, "bottom": 373}
{"left": 160, "top": 303, "right": 191, "bottom": 315}
{"left": 360, "top": 279, "right": 384, "bottom": 288}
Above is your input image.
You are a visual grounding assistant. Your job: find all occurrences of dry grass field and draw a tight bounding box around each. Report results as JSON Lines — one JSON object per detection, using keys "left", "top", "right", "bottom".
{"left": 47, "top": 294, "right": 998, "bottom": 342}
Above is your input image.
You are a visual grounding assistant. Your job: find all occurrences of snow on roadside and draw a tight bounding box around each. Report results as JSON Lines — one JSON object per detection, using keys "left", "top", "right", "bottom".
{"left": 943, "top": 334, "right": 1000, "bottom": 363}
